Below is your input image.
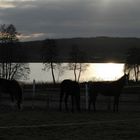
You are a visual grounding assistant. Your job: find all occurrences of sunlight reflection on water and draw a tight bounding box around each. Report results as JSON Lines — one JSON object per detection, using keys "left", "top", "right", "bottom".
{"left": 28, "top": 63, "right": 124, "bottom": 82}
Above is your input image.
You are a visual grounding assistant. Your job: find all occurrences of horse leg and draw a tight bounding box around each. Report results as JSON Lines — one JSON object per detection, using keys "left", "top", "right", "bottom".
{"left": 88, "top": 98, "right": 92, "bottom": 112}
{"left": 107, "top": 96, "right": 111, "bottom": 111}
{"left": 114, "top": 96, "right": 119, "bottom": 112}
{"left": 10, "top": 94, "right": 14, "bottom": 102}
{"left": 59, "top": 90, "right": 64, "bottom": 111}
{"left": 88, "top": 95, "right": 96, "bottom": 112}
{"left": 93, "top": 95, "right": 97, "bottom": 112}
{"left": 14, "top": 90, "right": 22, "bottom": 111}
{"left": 9, "top": 93, "right": 15, "bottom": 109}
{"left": 76, "top": 97, "right": 81, "bottom": 112}
{"left": 17, "top": 100, "right": 21, "bottom": 110}
{"left": 64, "top": 94, "right": 69, "bottom": 111}
{"left": 71, "top": 95, "right": 74, "bottom": 112}
{"left": 113, "top": 97, "right": 116, "bottom": 112}
{"left": 89, "top": 95, "right": 97, "bottom": 112}
{"left": 116, "top": 96, "right": 119, "bottom": 112}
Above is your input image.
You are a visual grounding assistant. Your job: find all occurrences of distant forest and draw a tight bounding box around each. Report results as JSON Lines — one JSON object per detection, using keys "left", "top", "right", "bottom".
{"left": 0, "top": 37, "right": 140, "bottom": 63}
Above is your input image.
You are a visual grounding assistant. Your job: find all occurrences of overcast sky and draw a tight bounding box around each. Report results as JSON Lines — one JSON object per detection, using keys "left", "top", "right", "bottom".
{"left": 0, "top": 0, "right": 140, "bottom": 41}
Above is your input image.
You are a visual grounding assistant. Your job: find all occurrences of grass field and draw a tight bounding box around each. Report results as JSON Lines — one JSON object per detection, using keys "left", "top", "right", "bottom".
{"left": 0, "top": 108, "right": 140, "bottom": 140}
{"left": 0, "top": 84, "right": 140, "bottom": 139}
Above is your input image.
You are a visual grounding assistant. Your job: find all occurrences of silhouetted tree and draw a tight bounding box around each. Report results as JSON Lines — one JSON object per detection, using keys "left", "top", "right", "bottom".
{"left": 43, "top": 39, "right": 64, "bottom": 83}
{"left": 125, "top": 47, "right": 140, "bottom": 82}
{"left": 0, "top": 24, "right": 30, "bottom": 80}
{"left": 0, "top": 24, "right": 18, "bottom": 43}
{"left": 43, "top": 63, "right": 65, "bottom": 83}
{"left": 68, "top": 45, "right": 89, "bottom": 82}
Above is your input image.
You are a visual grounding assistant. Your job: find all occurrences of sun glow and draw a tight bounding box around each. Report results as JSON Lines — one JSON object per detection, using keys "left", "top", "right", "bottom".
{"left": 102, "top": 0, "right": 111, "bottom": 2}
{"left": 100, "top": 0, "right": 114, "bottom": 8}
{"left": 90, "top": 63, "right": 124, "bottom": 81}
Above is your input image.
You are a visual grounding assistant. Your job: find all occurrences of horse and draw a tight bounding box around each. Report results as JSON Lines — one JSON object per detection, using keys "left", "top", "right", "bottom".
{"left": 0, "top": 78, "right": 22, "bottom": 110}
{"left": 88, "top": 74, "right": 129, "bottom": 112}
{"left": 59, "top": 79, "right": 80, "bottom": 112}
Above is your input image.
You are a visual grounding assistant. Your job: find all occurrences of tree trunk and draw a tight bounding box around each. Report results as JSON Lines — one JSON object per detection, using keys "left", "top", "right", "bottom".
{"left": 50, "top": 62, "right": 56, "bottom": 84}
{"left": 136, "top": 65, "right": 140, "bottom": 82}
{"left": 2, "top": 63, "right": 5, "bottom": 78}
{"left": 5, "top": 63, "right": 8, "bottom": 79}
{"left": 77, "top": 63, "right": 82, "bottom": 82}
{"left": 74, "top": 63, "right": 77, "bottom": 81}
{"left": 10, "top": 64, "right": 19, "bottom": 80}
{"left": 8, "top": 63, "right": 12, "bottom": 79}
{"left": 134, "top": 65, "right": 137, "bottom": 82}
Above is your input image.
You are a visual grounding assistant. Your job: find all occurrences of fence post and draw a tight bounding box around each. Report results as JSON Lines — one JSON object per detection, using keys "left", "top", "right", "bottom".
{"left": 32, "top": 79, "right": 36, "bottom": 109}
{"left": 85, "top": 83, "right": 89, "bottom": 110}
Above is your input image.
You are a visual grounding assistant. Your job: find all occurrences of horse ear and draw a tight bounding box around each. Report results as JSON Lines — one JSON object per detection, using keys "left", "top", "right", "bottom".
{"left": 124, "top": 71, "right": 129, "bottom": 76}
{"left": 127, "top": 72, "right": 130, "bottom": 77}
{"left": 127, "top": 69, "right": 131, "bottom": 76}
{"left": 125, "top": 72, "right": 129, "bottom": 82}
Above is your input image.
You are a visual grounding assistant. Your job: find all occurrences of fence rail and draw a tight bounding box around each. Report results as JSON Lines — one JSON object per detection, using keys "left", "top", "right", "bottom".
{"left": 21, "top": 85, "right": 140, "bottom": 110}
{"left": 1, "top": 85, "right": 140, "bottom": 111}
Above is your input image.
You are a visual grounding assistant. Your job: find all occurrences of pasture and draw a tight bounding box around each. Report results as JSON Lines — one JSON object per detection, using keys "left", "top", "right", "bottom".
{"left": 0, "top": 109, "right": 140, "bottom": 139}
{"left": 21, "top": 83, "right": 140, "bottom": 112}
{"left": 0, "top": 83, "right": 140, "bottom": 139}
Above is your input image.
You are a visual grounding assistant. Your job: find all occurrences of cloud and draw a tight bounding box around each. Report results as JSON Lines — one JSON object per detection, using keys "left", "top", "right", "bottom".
{"left": 17, "top": 32, "right": 45, "bottom": 41}
{"left": 0, "top": 0, "right": 140, "bottom": 40}
{"left": 0, "top": 1, "right": 16, "bottom": 8}
{"left": 0, "top": 0, "right": 36, "bottom": 1}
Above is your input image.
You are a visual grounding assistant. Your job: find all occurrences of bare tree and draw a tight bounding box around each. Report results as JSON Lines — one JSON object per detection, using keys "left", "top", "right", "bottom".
{"left": 68, "top": 45, "right": 89, "bottom": 82}
{"left": 125, "top": 47, "right": 140, "bottom": 82}
{"left": 0, "top": 24, "right": 30, "bottom": 80}
{"left": 43, "top": 39, "right": 64, "bottom": 83}
{"left": 43, "top": 63, "right": 65, "bottom": 82}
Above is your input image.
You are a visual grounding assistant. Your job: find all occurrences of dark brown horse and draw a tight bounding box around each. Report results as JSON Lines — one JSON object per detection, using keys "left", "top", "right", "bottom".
{"left": 0, "top": 78, "right": 22, "bottom": 110}
{"left": 59, "top": 79, "right": 80, "bottom": 112}
{"left": 88, "top": 74, "right": 129, "bottom": 112}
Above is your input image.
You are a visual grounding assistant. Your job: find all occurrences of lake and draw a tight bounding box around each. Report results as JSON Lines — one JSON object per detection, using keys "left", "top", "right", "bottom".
{"left": 28, "top": 63, "right": 124, "bottom": 82}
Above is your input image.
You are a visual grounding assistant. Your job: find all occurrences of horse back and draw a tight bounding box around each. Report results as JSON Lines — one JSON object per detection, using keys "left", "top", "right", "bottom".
{"left": 88, "top": 81, "right": 123, "bottom": 96}
{"left": 0, "top": 78, "right": 22, "bottom": 100}
{"left": 61, "top": 79, "right": 80, "bottom": 96}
